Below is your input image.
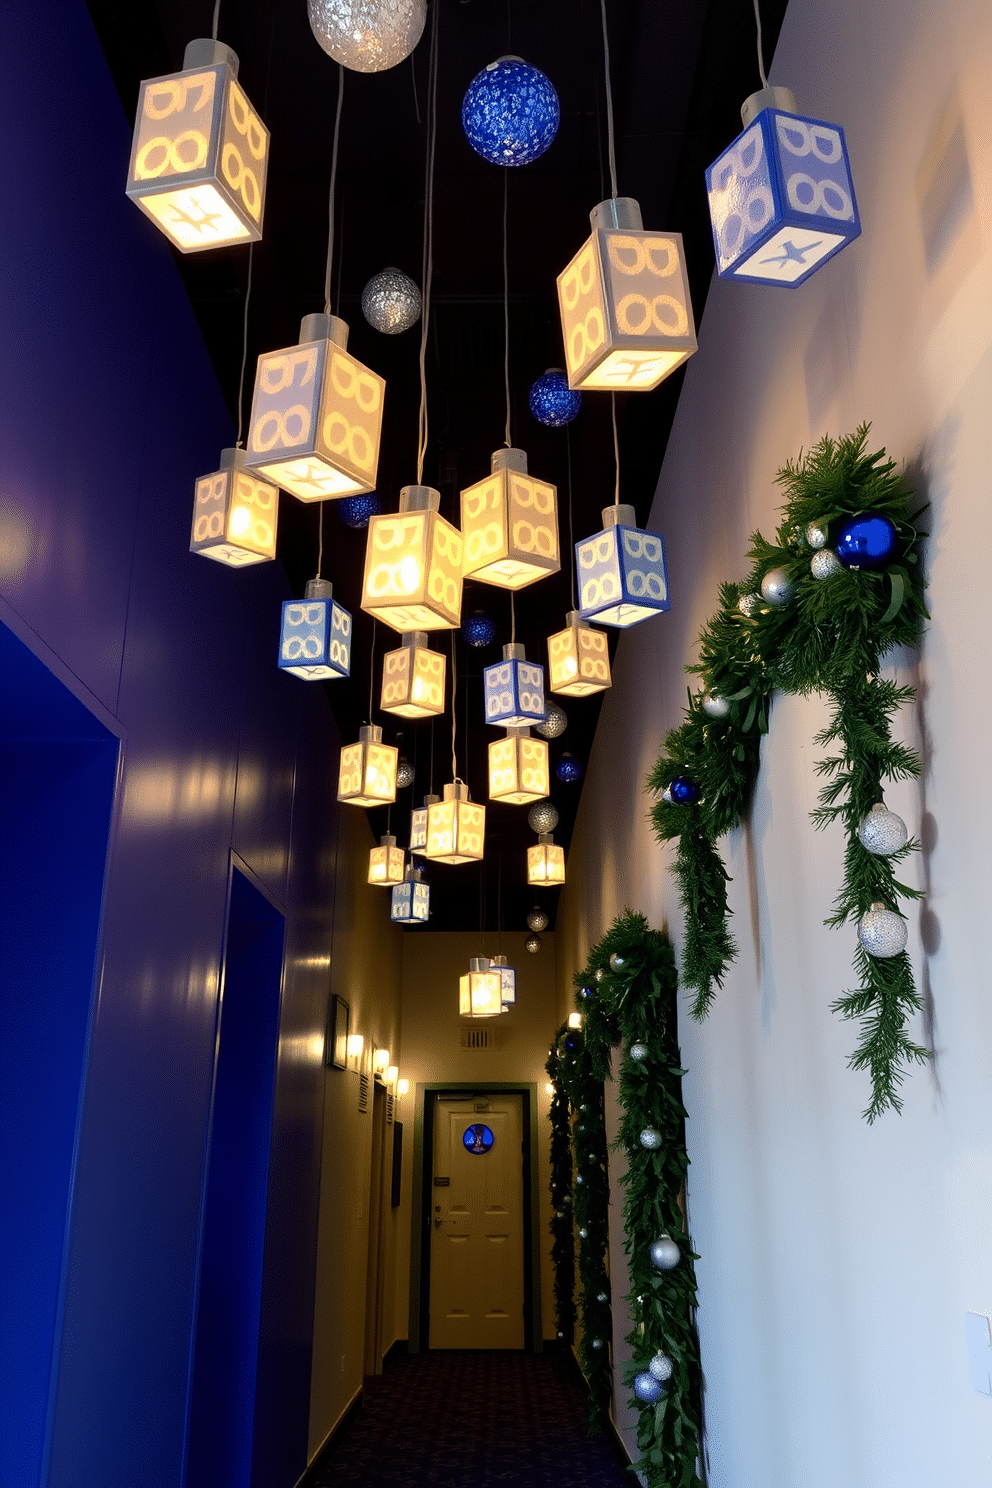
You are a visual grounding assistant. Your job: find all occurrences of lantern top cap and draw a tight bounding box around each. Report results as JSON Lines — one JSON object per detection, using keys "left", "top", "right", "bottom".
{"left": 491, "top": 54, "right": 526, "bottom": 67}
{"left": 401, "top": 631, "right": 430, "bottom": 649}
{"left": 537, "top": 832, "right": 554, "bottom": 845}
{"left": 505, "top": 724, "right": 530, "bottom": 738}
{"left": 469, "top": 956, "right": 491, "bottom": 972}
{"left": 490, "top": 953, "right": 512, "bottom": 968}
{"left": 565, "top": 610, "right": 590, "bottom": 629}
{"left": 590, "top": 197, "right": 643, "bottom": 232}
{"left": 602, "top": 503, "right": 637, "bottom": 530}
{"left": 443, "top": 780, "right": 470, "bottom": 803}
{"left": 542, "top": 367, "right": 566, "bottom": 377}
{"left": 741, "top": 85, "right": 797, "bottom": 126}
{"left": 503, "top": 642, "right": 526, "bottom": 661}
{"left": 491, "top": 447, "right": 528, "bottom": 475}
{"left": 359, "top": 724, "right": 383, "bottom": 744}
{"left": 423, "top": 792, "right": 441, "bottom": 806}
{"left": 219, "top": 447, "right": 247, "bottom": 471}
{"left": 300, "top": 313, "right": 349, "bottom": 349}
{"left": 403, "top": 863, "right": 423, "bottom": 882}
{"left": 380, "top": 834, "right": 398, "bottom": 848}
{"left": 183, "top": 38, "right": 239, "bottom": 73}
{"left": 399, "top": 485, "right": 441, "bottom": 513}
{"left": 305, "top": 577, "right": 333, "bottom": 601}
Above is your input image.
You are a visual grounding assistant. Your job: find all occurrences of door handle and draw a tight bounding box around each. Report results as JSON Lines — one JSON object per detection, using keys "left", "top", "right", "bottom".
{"left": 434, "top": 1215, "right": 456, "bottom": 1228}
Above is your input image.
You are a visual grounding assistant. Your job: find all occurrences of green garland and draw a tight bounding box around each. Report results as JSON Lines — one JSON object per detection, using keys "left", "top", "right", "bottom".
{"left": 545, "top": 1028, "right": 576, "bottom": 1348}
{"left": 648, "top": 427, "right": 928, "bottom": 1122}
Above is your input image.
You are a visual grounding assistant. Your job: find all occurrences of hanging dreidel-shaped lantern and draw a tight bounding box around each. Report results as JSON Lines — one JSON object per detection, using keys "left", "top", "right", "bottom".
{"left": 390, "top": 863, "right": 430, "bottom": 923}
{"left": 278, "top": 577, "right": 351, "bottom": 680}
{"left": 337, "top": 725, "right": 398, "bottom": 807}
{"left": 380, "top": 631, "right": 446, "bottom": 718}
{"left": 460, "top": 448, "right": 560, "bottom": 589}
{"left": 483, "top": 643, "right": 547, "bottom": 728}
{"left": 190, "top": 447, "right": 278, "bottom": 567}
{"left": 547, "top": 610, "right": 611, "bottom": 697}
{"left": 425, "top": 782, "right": 485, "bottom": 865}
{"left": 410, "top": 793, "right": 440, "bottom": 855}
{"left": 489, "top": 953, "right": 516, "bottom": 1006}
{"left": 361, "top": 485, "right": 463, "bottom": 632}
{"left": 557, "top": 197, "right": 696, "bottom": 391}
{"left": 576, "top": 504, "right": 670, "bottom": 628}
{"left": 245, "top": 313, "right": 384, "bottom": 502}
{"left": 459, "top": 957, "right": 502, "bottom": 1018}
{"left": 368, "top": 833, "right": 405, "bottom": 886}
{"left": 527, "top": 832, "right": 566, "bottom": 886}
{"left": 705, "top": 86, "right": 861, "bottom": 286}
{"left": 126, "top": 39, "right": 270, "bottom": 252}
{"left": 488, "top": 727, "right": 550, "bottom": 805}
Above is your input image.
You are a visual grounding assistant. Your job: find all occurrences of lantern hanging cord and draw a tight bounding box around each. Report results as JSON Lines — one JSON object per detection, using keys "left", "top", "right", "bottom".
{"left": 368, "top": 619, "right": 376, "bottom": 724}
{"left": 316, "top": 500, "right": 324, "bottom": 580}
{"left": 211, "top": 0, "right": 221, "bottom": 41}
{"left": 566, "top": 426, "right": 576, "bottom": 609}
{"left": 450, "top": 629, "right": 458, "bottom": 778}
{"left": 510, "top": 590, "right": 516, "bottom": 645}
{"left": 752, "top": 0, "right": 769, "bottom": 88}
{"left": 599, "top": 0, "right": 619, "bottom": 199}
{"left": 429, "top": 716, "right": 435, "bottom": 795}
{"left": 236, "top": 242, "right": 253, "bottom": 446}
{"left": 416, "top": 0, "right": 440, "bottom": 483}
{"left": 611, "top": 393, "right": 620, "bottom": 506}
{"left": 503, "top": 169, "right": 511, "bottom": 448}
{"left": 323, "top": 65, "right": 345, "bottom": 315}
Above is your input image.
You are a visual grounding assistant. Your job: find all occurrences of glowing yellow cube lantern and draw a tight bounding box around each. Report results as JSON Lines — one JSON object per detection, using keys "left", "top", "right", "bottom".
{"left": 426, "top": 782, "right": 485, "bottom": 865}
{"left": 245, "top": 313, "right": 384, "bottom": 502}
{"left": 557, "top": 197, "right": 696, "bottom": 391}
{"left": 527, "top": 833, "right": 566, "bottom": 885}
{"left": 548, "top": 610, "right": 612, "bottom": 697}
{"left": 380, "top": 631, "right": 446, "bottom": 718}
{"left": 489, "top": 953, "right": 517, "bottom": 1006}
{"left": 410, "top": 793, "right": 440, "bottom": 855}
{"left": 337, "top": 725, "right": 398, "bottom": 807}
{"left": 459, "top": 958, "right": 503, "bottom": 1019}
{"left": 368, "top": 833, "right": 405, "bottom": 886}
{"left": 126, "top": 39, "right": 269, "bottom": 252}
{"left": 190, "top": 447, "right": 278, "bottom": 566}
{"left": 461, "top": 447, "right": 560, "bottom": 589}
{"left": 362, "top": 485, "right": 463, "bottom": 631}
{"left": 488, "top": 728, "right": 550, "bottom": 805}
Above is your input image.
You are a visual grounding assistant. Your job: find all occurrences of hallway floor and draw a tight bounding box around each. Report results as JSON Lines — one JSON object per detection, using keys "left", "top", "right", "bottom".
{"left": 309, "top": 1349, "right": 631, "bottom": 1486}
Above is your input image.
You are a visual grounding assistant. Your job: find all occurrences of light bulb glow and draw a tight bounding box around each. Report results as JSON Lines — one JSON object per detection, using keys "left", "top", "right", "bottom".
{"left": 191, "top": 458, "right": 278, "bottom": 568}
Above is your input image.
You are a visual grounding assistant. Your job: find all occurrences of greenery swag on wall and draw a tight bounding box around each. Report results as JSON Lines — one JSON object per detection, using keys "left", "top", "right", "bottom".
{"left": 649, "top": 426, "right": 928, "bottom": 1122}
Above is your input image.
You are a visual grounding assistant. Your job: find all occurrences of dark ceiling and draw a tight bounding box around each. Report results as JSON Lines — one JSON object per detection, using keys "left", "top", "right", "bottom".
{"left": 88, "top": 0, "right": 786, "bottom": 934}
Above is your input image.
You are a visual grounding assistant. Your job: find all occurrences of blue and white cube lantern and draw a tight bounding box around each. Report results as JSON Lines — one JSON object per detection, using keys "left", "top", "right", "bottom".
{"left": 279, "top": 577, "right": 351, "bottom": 680}
{"left": 483, "top": 643, "right": 547, "bottom": 727}
{"left": 391, "top": 866, "right": 430, "bottom": 923}
{"left": 410, "top": 793, "right": 439, "bottom": 856}
{"left": 576, "top": 504, "right": 670, "bottom": 628}
{"left": 706, "top": 86, "right": 860, "bottom": 287}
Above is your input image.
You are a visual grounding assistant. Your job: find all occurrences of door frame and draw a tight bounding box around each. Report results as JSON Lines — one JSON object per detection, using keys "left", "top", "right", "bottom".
{"left": 409, "top": 1083, "right": 541, "bottom": 1354}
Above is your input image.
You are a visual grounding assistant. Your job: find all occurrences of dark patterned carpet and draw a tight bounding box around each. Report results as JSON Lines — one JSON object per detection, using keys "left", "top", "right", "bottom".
{"left": 307, "top": 1350, "right": 631, "bottom": 1487}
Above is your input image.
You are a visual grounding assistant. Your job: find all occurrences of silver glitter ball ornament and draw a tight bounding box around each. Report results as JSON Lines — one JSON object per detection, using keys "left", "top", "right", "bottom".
{"left": 649, "top": 1235, "right": 681, "bottom": 1270}
{"left": 595, "top": 968, "right": 605, "bottom": 982}
{"left": 858, "top": 802, "right": 909, "bottom": 856}
{"left": 639, "top": 1127, "right": 662, "bottom": 1150}
{"left": 596, "top": 1292, "right": 608, "bottom": 1303}
{"left": 857, "top": 902, "right": 908, "bottom": 958}
{"left": 811, "top": 549, "right": 842, "bottom": 580}
{"left": 629, "top": 1043, "right": 648, "bottom": 1062}
{"left": 633, "top": 1371, "right": 664, "bottom": 1403}
{"left": 576, "top": 1173, "right": 584, "bottom": 1185}
{"left": 649, "top": 1352, "right": 673, "bottom": 1381}
{"left": 591, "top": 1338, "right": 604, "bottom": 1350}
{"left": 578, "top": 1226, "right": 588, "bottom": 1238}
{"left": 395, "top": 756, "right": 415, "bottom": 788}
{"left": 738, "top": 592, "right": 761, "bottom": 618}
{"left": 527, "top": 905, "right": 549, "bottom": 931}
{"left": 309, "top": 0, "right": 427, "bottom": 73}
{"left": 760, "top": 567, "right": 794, "bottom": 606}
{"left": 660, "top": 785, "right": 673, "bottom": 804}
{"left": 806, "top": 522, "right": 828, "bottom": 549}
{"left": 609, "top": 952, "right": 625, "bottom": 971}
{"left": 702, "top": 692, "right": 730, "bottom": 719}
{"left": 525, "top": 933, "right": 542, "bottom": 954}
{"left": 536, "top": 701, "right": 567, "bottom": 739}
{"left": 361, "top": 268, "right": 422, "bottom": 332}
{"left": 527, "top": 799, "right": 559, "bottom": 834}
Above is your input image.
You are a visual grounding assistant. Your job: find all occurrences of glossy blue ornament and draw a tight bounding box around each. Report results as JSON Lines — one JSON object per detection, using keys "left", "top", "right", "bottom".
{"left": 669, "top": 774, "right": 701, "bottom": 805}
{"left": 461, "top": 57, "right": 560, "bottom": 166}
{"left": 834, "top": 511, "right": 898, "bottom": 570}
{"left": 529, "top": 369, "right": 581, "bottom": 427}
{"left": 556, "top": 752, "right": 583, "bottom": 784}
{"left": 633, "top": 1371, "right": 665, "bottom": 1404}
{"left": 337, "top": 491, "right": 380, "bottom": 528}
{"left": 462, "top": 610, "right": 497, "bottom": 647}
{"left": 562, "top": 1032, "right": 580, "bottom": 1052}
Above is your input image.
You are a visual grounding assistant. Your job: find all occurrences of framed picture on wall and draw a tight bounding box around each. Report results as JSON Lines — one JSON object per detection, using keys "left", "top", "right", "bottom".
{"left": 327, "top": 994, "right": 349, "bottom": 1070}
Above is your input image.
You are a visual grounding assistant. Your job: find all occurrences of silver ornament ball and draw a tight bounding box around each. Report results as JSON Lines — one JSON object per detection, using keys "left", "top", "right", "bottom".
{"left": 702, "top": 692, "right": 731, "bottom": 719}
{"left": 629, "top": 1043, "right": 648, "bottom": 1062}
{"left": 395, "top": 756, "right": 415, "bottom": 788}
{"left": 648, "top": 1352, "right": 673, "bottom": 1382}
{"left": 576, "top": 1173, "right": 584, "bottom": 1185}
{"left": 527, "top": 799, "right": 559, "bottom": 834}
{"left": 597, "top": 1292, "right": 608, "bottom": 1303}
{"left": 660, "top": 784, "right": 673, "bottom": 804}
{"left": 811, "top": 549, "right": 843, "bottom": 580}
{"left": 527, "top": 905, "right": 549, "bottom": 932}
{"left": 536, "top": 701, "right": 567, "bottom": 739}
{"left": 760, "top": 567, "right": 794, "bottom": 606}
{"left": 649, "top": 1235, "right": 681, "bottom": 1270}
{"left": 609, "top": 952, "right": 626, "bottom": 971}
{"left": 806, "top": 522, "right": 828, "bottom": 549}
{"left": 308, "top": 0, "right": 427, "bottom": 72}
{"left": 738, "top": 592, "right": 761, "bottom": 618}
{"left": 361, "top": 268, "right": 422, "bottom": 331}
{"left": 525, "top": 933, "right": 542, "bottom": 954}
{"left": 639, "top": 1127, "right": 662, "bottom": 1150}
{"left": 590, "top": 1338, "right": 604, "bottom": 1350}
{"left": 858, "top": 803, "right": 909, "bottom": 856}
{"left": 578, "top": 1226, "right": 588, "bottom": 1239}
{"left": 857, "top": 903, "right": 908, "bottom": 958}
{"left": 595, "top": 968, "right": 605, "bottom": 982}
{"left": 633, "top": 1371, "right": 664, "bottom": 1403}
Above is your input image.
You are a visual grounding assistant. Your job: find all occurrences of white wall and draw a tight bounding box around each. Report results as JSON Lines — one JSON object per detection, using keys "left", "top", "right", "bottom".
{"left": 556, "top": 0, "right": 992, "bottom": 1484}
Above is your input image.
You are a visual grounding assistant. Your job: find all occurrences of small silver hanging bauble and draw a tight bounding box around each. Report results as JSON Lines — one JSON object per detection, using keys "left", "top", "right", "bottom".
{"left": 527, "top": 800, "right": 558, "bottom": 835}
{"left": 597, "top": 1292, "right": 608, "bottom": 1303}
{"left": 857, "top": 802, "right": 909, "bottom": 856}
{"left": 639, "top": 1127, "right": 662, "bottom": 1150}
{"left": 811, "top": 549, "right": 843, "bottom": 580}
{"left": 595, "top": 968, "right": 605, "bottom": 982}
{"left": 576, "top": 1173, "right": 585, "bottom": 1184}
{"left": 660, "top": 784, "right": 673, "bottom": 804}
{"left": 738, "top": 592, "right": 761, "bottom": 618}
{"left": 590, "top": 1338, "right": 604, "bottom": 1350}
{"left": 609, "top": 952, "right": 625, "bottom": 971}
{"left": 629, "top": 1043, "right": 648, "bottom": 1062}
{"left": 702, "top": 692, "right": 731, "bottom": 718}
{"left": 578, "top": 1226, "right": 588, "bottom": 1239}
{"left": 806, "top": 522, "right": 828, "bottom": 549}
{"left": 361, "top": 268, "right": 422, "bottom": 334}
{"left": 649, "top": 1235, "right": 681, "bottom": 1270}
{"left": 649, "top": 1352, "right": 674, "bottom": 1381}
{"left": 760, "top": 567, "right": 794, "bottom": 606}
{"left": 857, "top": 902, "right": 908, "bottom": 958}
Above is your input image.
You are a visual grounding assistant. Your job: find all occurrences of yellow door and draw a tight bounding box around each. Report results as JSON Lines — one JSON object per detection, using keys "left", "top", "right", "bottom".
{"left": 429, "top": 1096, "right": 525, "bottom": 1349}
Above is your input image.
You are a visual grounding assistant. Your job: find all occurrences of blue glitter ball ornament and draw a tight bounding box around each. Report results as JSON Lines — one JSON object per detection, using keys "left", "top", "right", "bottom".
{"left": 461, "top": 57, "right": 560, "bottom": 166}
{"left": 337, "top": 491, "right": 380, "bottom": 528}
{"left": 462, "top": 609, "right": 497, "bottom": 647}
{"left": 562, "top": 1032, "right": 579, "bottom": 1052}
{"left": 556, "top": 752, "right": 583, "bottom": 784}
{"left": 633, "top": 1371, "right": 665, "bottom": 1404}
{"left": 528, "top": 368, "right": 581, "bottom": 427}
{"left": 669, "top": 774, "right": 701, "bottom": 805}
{"left": 834, "top": 511, "right": 898, "bottom": 570}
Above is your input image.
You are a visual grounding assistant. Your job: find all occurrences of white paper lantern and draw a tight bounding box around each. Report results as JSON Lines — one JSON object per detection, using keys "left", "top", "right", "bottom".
{"left": 488, "top": 728, "right": 550, "bottom": 805}
{"left": 190, "top": 447, "right": 277, "bottom": 567}
{"left": 362, "top": 485, "right": 463, "bottom": 632}
{"left": 308, "top": 0, "right": 427, "bottom": 73}
{"left": 368, "top": 833, "right": 405, "bottom": 886}
{"left": 459, "top": 957, "right": 502, "bottom": 1018}
{"left": 425, "top": 782, "right": 485, "bottom": 864}
{"left": 527, "top": 833, "right": 565, "bottom": 885}
{"left": 337, "top": 724, "right": 397, "bottom": 806}
{"left": 461, "top": 447, "right": 560, "bottom": 590}
{"left": 380, "top": 631, "right": 446, "bottom": 717}
{"left": 548, "top": 610, "right": 611, "bottom": 696}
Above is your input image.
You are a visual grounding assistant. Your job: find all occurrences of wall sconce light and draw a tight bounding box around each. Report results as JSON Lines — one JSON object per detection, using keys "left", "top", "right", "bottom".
{"left": 391, "top": 863, "right": 430, "bottom": 922}
{"left": 361, "top": 485, "right": 463, "bottom": 631}
{"left": 246, "top": 313, "right": 383, "bottom": 502}
{"left": 576, "top": 504, "right": 670, "bottom": 628}
{"left": 544, "top": 1081, "right": 555, "bottom": 1096}
{"left": 425, "top": 783, "right": 485, "bottom": 865}
{"left": 706, "top": 87, "right": 860, "bottom": 286}
{"left": 368, "top": 834, "right": 405, "bottom": 886}
{"left": 527, "top": 833, "right": 566, "bottom": 885}
{"left": 338, "top": 725, "right": 398, "bottom": 807}
{"left": 459, "top": 958, "right": 503, "bottom": 1018}
{"left": 557, "top": 198, "right": 696, "bottom": 391}
{"left": 278, "top": 577, "right": 351, "bottom": 679}
{"left": 380, "top": 631, "right": 446, "bottom": 717}
{"left": 410, "top": 794, "right": 440, "bottom": 855}
{"left": 460, "top": 448, "right": 560, "bottom": 589}
{"left": 483, "top": 643, "right": 547, "bottom": 728}
{"left": 489, "top": 953, "right": 516, "bottom": 1006}
{"left": 547, "top": 610, "right": 611, "bottom": 696}
{"left": 374, "top": 1047, "right": 391, "bottom": 1077}
{"left": 385, "top": 1064, "right": 399, "bottom": 1087}
{"left": 397, "top": 1078, "right": 410, "bottom": 1097}
{"left": 488, "top": 728, "right": 550, "bottom": 804}
{"left": 190, "top": 447, "right": 278, "bottom": 567}
{"left": 567, "top": 1011, "right": 582, "bottom": 1029}
{"left": 126, "top": 39, "right": 269, "bottom": 252}
{"left": 347, "top": 1033, "right": 364, "bottom": 1071}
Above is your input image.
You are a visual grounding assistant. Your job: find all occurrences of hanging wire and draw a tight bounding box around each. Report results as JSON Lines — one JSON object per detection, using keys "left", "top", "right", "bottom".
{"left": 323, "top": 65, "right": 346, "bottom": 315}
{"left": 316, "top": 501, "right": 324, "bottom": 579}
{"left": 598, "top": 0, "right": 619, "bottom": 199}
{"left": 566, "top": 426, "right": 577, "bottom": 610}
{"left": 497, "top": 853, "right": 504, "bottom": 955}
{"left": 449, "top": 629, "right": 458, "bottom": 778}
{"left": 510, "top": 589, "right": 516, "bottom": 645}
{"left": 368, "top": 619, "right": 377, "bottom": 724}
{"left": 752, "top": 0, "right": 769, "bottom": 88}
{"left": 429, "top": 716, "right": 435, "bottom": 795}
{"left": 611, "top": 393, "right": 621, "bottom": 506}
{"left": 416, "top": 1, "right": 441, "bottom": 482}
{"left": 235, "top": 243, "right": 254, "bottom": 446}
{"left": 211, "top": 0, "right": 222, "bottom": 41}
{"left": 410, "top": 51, "right": 421, "bottom": 125}
{"left": 503, "top": 168, "right": 512, "bottom": 448}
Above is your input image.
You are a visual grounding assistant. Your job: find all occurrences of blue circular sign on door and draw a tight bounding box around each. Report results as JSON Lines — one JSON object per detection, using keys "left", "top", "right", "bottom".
{"left": 463, "top": 1122, "right": 495, "bottom": 1155}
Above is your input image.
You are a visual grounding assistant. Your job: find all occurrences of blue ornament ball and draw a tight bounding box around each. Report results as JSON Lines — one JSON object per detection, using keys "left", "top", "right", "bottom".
{"left": 337, "top": 491, "right": 380, "bottom": 528}
{"left": 461, "top": 57, "right": 560, "bottom": 166}
{"left": 834, "top": 511, "right": 898, "bottom": 570}
{"left": 462, "top": 609, "right": 497, "bottom": 647}
{"left": 633, "top": 1371, "right": 664, "bottom": 1404}
{"left": 669, "top": 774, "right": 701, "bottom": 805}
{"left": 556, "top": 752, "right": 583, "bottom": 784}
{"left": 529, "top": 369, "right": 581, "bottom": 427}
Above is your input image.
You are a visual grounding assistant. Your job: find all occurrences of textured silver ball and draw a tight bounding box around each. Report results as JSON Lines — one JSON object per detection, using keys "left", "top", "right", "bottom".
{"left": 309, "top": 0, "right": 427, "bottom": 72}
{"left": 649, "top": 1352, "right": 673, "bottom": 1381}
{"left": 595, "top": 968, "right": 605, "bottom": 982}
{"left": 395, "top": 757, "right": 415, "bottom": 788}
{"left": 810, "top": 548, "right": 843, "bottom": 580}
{"left": 596, "top": 1292, "right": 608, "bottom": 1303}
{"left": 527, "top": 906, "right": 549, "bottom": 932}
{"left": 525, "top": 934, "right": 542, "bottom": 954}
{"left": 760, "top": 567, "right": 794, "bottom": 605}
{"left": 527, "top": 799, "right": 559, "bottom": 834}
{"left": 576, "top": 1173, "right": 584, "bottom": 1185}
{"left": 858, "top": 803, "right": 909, "bottom": 856}
{"left": 633, "top": 1371, "right": 664, "bottom": 1403}
{"left": 590, "top": 1338, "right": 604, "bottom": 1350}
{"left": 738, "top": 592, "right": 761, "bottom": 618}
{"left": 806, "top": 522, "right": 828, "bottom": 549}
{"left": 609, "top": 952, "right": 626, "bottom": 971}
{"left": 639, "top": 1127, "right": 662, "bottom": 1150}
{"left": 629, "top": 1043, "right": 648, "bottom": 1062}
{"left": 536, "top": 701, "right": 567, "bottom": 739}
{"left": 361, "top": 268, "right": 422, "bottom": 331}
{"left": 702, "top": 692, "right": 731, "bottom": 719}
{"left": 660, "top": 784, "right": 673, "bottom": 804}
{"left": 649, "top": 1235, "right": 681, "bottom": 1270}
{"left": 578, "top": 1226, "right": 588, "bottom": 1239}
{"left": 858, "top": 902, "right": 908, "bottom": 957}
